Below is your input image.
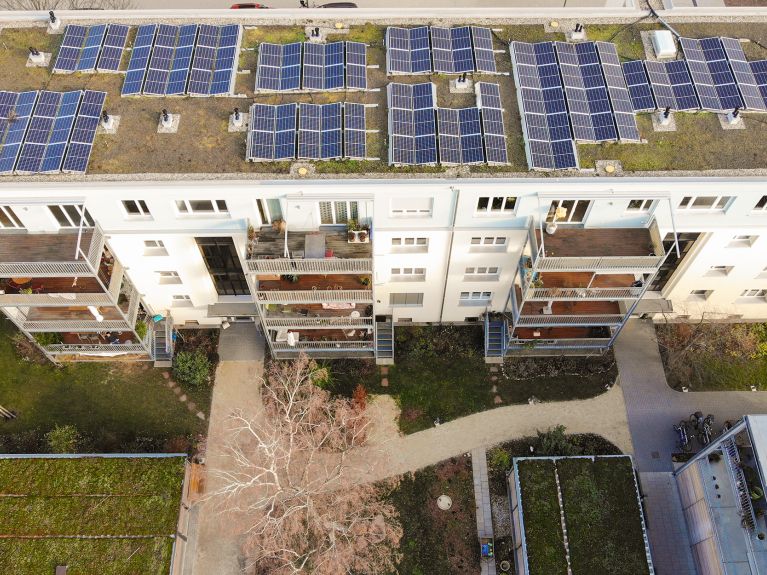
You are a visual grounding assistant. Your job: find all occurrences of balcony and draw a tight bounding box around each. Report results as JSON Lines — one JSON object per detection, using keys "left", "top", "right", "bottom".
{"left": 262, "top": 303, "right": 373, "bottom": 329}
{"left": 516, "top": 300, "right": 624, "bottom": 327}
{"left": 43, "top": 331, "right": 149, "bottom": 358}
{"left": 268, "top": 327, "right": 375, "bottom": 358}
{"left": 522, "top": 272, "right": 644, "bottom": 301}
{"left": 247, "top": 228, "right": 373, "bottom": 274}
{"left": 509, "top": 326, "right": 613, "bottom": 352}
{"left": 256, "top": 274, "right": 373, "bottom": 304}
{"left": 0, "top": 228, "right": 104, "bottom": 277}
{"left": 528, "top": 220, "right": 666, "bottom": 273}
{"left": 15, "top": 306, "right": 134, "bottom": 332}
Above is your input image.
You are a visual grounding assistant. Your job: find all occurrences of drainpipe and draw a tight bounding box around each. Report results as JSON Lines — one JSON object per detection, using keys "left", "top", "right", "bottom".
{"left": 438, "top": 185, "right": 460, "bottom": 323}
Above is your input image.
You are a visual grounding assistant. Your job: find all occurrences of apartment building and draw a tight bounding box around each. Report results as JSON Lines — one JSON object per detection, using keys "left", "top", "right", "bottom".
{"left": 1, "top": 13, "right": 766, "bottom": 364}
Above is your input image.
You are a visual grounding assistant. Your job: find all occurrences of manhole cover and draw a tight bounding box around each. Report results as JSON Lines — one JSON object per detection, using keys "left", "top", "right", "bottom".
{"left": 437, "top": 495, "right": 452, "bottom": 510}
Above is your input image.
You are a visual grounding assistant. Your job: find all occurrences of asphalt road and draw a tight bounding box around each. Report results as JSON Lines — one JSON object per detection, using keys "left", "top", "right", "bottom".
{"left": 131, "top": 0, "right": 544, "bottom": 10}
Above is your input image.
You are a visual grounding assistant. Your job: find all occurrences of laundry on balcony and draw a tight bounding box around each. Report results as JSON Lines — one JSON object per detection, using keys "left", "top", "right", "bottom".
{"left": 322, "top": 302, "right": 355, "bottom": 310}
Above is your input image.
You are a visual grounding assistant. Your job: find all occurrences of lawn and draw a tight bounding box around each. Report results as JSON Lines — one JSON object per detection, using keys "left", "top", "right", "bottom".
{"left": 0, "top": 455, "right": 185, "bottom": 575}
{"left": 326, "top": 326, "right": 616, "bottom": 434}
{"left": 385, "top": 456, "right": 479, "bottom": 575}
{"left": 0, "top": 321, "right": 207, "bottom": 453}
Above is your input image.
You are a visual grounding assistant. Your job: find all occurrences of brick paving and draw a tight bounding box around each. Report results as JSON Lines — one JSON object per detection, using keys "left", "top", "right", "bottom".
{"left": 471, "top": 448, "right": 497, "bottom": 575}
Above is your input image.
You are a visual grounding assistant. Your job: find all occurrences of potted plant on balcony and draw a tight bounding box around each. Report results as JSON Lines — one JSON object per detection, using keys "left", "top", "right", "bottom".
{"left": 247, "top": 224, "right": 258, "bottom": 259}
{"left": 346, "top": 219, "right": 370, "bottom": 243}
{"left": 134, "top": 320, "right": 148, "bottom": 341}
{"left": 272, "top": 218, "right": 287, "bottom": 233}
{"left": 359, "top": 276, "right": 370, "bottom": 287}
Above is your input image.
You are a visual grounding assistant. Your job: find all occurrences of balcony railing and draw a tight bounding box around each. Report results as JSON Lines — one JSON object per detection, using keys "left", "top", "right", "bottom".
{"left": 263, "top": 317, "right": 374, "bottom": 328}
{"left": 524, "top": 287, "right": 644, "bottom": 301}
{"left": 271, "top": 340, "right": 375, "bottom": 351}
{"left": 21, "top": 319, "right": 131, "bottom": 332}
{"left": 515, "top": 314, "right": 625, "bottom": 327}
{"left": 0, "top": 293, "right": 113, "bottom": 306}
{"left": 0, "top": 226, "right": 105, "bottom": 277}
{"left": 256, "top": 290, "right": 373, "bottom": 304}
{"left": 247, "top": 258, "right": 373, "bottom": 274}
{"left": 508, "top": 338, "right": 612, "bottom": 349}
{"left": 535, "top": 255, "right": 665, "bottom": 272}
{"left": 45, "top": 343, "right": 148, "bottom": 354}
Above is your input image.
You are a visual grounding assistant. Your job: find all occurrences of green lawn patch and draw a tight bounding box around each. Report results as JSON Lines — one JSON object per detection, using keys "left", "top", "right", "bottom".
{"left": 326, "top": 326, "right": 615, "bottom": 434}
{"left": 0, "top": 321, "right": 206, "bottom": 453}
{"left": 0, "top": 455, "right": 185, "bottom": 575}
{"left": 386, "top": 457, "right": 479, "bottom": 575}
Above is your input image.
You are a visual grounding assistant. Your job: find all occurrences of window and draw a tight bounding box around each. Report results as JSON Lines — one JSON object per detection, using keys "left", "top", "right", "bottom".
{"left": 48, "top": 204, "right": 94, "bottom": 228}
{"left": 546, "top": 200, "right": 592, "bottom": 223}
{"left": 728, "top": 234, "right": 759, "bottom": 247}
{"left": 476, "top": 196, "right": 517, "bottom": 214}
{"left": 705, "top": 265, "right": 733, "bottom": 277}
{"left": 256, "top": 198, "right": 282, "bottom": 225}
{"left": 157, "top": 271, "right": 182, "bottom": 285}
{"left": 678, "top": 196, "right": 733, "bottom": 211}
{"left": 470, "top": 236, "right": 507, "bottom": 250}
{"left": 391, "top": 237, "right": 428, "bottom": 253}
{"left": 391, "top": 197, "right": 433, "bottom": 217}
{"left": 754, "top": 196, "right": 767, "bottom": 212}
{"left": 626, "top": 199, "right": 655, "bottom": 213}
{"left": 171, "top": 295, "right": 193, "bottom": 307}
{"left": 0, "top": 206, "right": 23, "bottom": 229}
{"left": 740, "top": 289, "right": 767, "bottom": 298}
{"left": 464, "top": 266, "right": 500, "bottom": 280}
{"left": 319, "top": 201, "right": 358, "bottom": 225}
{"left": 389, "top": 293, "right": 424, "bottom": 306}
{"left": 688, "top": 289, "right": 713, "bottom": 301}
{"left": 176, "top": 199, "right": 229, "bottom": 215}
{"left": 390, "top": 267, "right": 426, "bottom": 281}
{"left": 122, "top": 200, "right": 151, "bottom": 218}
{"left": 143, "top": 240, "right": 168, "bottom": 256}
{"left": 459, "top": 291, "right": 493, "bottom": 304}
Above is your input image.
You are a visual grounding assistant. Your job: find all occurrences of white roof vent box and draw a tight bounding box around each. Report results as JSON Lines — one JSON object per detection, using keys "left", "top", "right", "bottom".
{"left": 651, "top": 30, "right": 677, "bottom": 59}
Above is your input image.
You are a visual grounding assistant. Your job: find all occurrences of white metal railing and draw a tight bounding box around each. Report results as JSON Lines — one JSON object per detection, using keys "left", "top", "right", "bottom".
{"left": 271, "top": 340, "right": 375, "bottom": 351}
{"left": 45, "top": 343, "right": 147, "bottom": 354}
{"left": 21, "top": 319, "right": 130, "bottom": 331}
{"left": 264, "top": 317, "right": 373, "bottom": 328}
{"left": 247, "top": 258, "right": 373, "bottom": 274}
{"left": 524, "top": 287, "right": 644, "bottom": 300}
{"left": 515, "top": 314, "right": 625, "bottom": 327}
{"left": 107, "top": 261, "right": 125, "bottom": 301}
{"left": 536, "top": 255, "right": 665, "bottom": 272}
{"left": 508, "top": 338, "right": 612, "bottom": 349}
{"left": 125, "top": 281, "right": 141, "bottom": 326}
{"left": 0, "top": 293, "right": 113, "bottom": 306}
{"left": 0, "top": 226, "right": 105, "bottom": 277}
{"left": 256, "top": 290, "right": 373, "bottom": 303}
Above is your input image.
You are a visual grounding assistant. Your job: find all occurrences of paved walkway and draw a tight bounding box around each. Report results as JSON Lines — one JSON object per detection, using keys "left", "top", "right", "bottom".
{"left": 183, "top": 324, "right": 265, "bottom": 575}
{"left": 471, "top": 448, "right": 497, "bottom": 575}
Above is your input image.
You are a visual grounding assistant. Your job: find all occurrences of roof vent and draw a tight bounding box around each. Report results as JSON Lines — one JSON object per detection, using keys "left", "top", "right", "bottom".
{"left": 651, "top": 30, "right": 677, "bottom": 59}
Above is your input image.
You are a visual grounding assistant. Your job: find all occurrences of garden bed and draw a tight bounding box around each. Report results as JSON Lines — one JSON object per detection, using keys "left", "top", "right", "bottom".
{"left": 0, "top": 455, "right": 185, "bottom": 575}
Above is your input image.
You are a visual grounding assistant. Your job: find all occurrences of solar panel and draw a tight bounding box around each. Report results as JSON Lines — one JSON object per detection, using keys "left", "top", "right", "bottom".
{"left": 0, "top": 91, "right": 37, "bottom": 175}
{"left": 595, "top": 42, "right": 641, "bottom": 142}
{"left": 476, "top": 82, "right": 508, "bottom": 164}
{"left": 387, "top": 82, "right": 437, "bottom": 165}
{"left": 52, "top": 24, "right": 106, "bottom": 73}
{"left": 471, "top": 27, "right": 497, "bottom": 73}
{"left": 751, "top": 60, "right": 767, "bottom": 108}
{"left": 255, "top": 42, "right": 302, "bottom": 91}
{"left": 431, "top": 26, "right": 474, "bottom": 74}
{"left": 16, "top": 91, "right": 81, "bottom": 174}
{"left": 720, "top": 37, "right": 767, "bottom": 111}
{"left": 680, "top": 37, "right": 742, "bottom": 112}
{"left": 298, "top": 103, "right": 342, "bottom": 160}
{"left": 437, "top": 107, "right": 484, "bottom": 164}
{"left": 510, "top": 41, "right": 578, "bottom": 171}
{"left": 246, "top": 103, "right": 297, "bottom": 161}
{"left": 97, "top": 24, "right": 129, "bottom": 72}
{"left": 622, "top": 60, "right": 656, "bottom": 112}
{"left": 62, "top": 90, "right": 105, "bottom": 174}
{"left": 303, "top": 42, "right": 345, "bottom": 91}
{"left": 122, "top": 24, "right": 157, "bottom": 96}
{"left": 644, "top": 60, "right": 699, "bottom": 111}
{"left": 80, "top": 25, "right": 107, "bottom": 72}
{"left": 143, "top": 24, "right": 198, "bottom": 96}
{"left": 188, "top": 24, "right": 241, "bottom": 96}
{"left": 343, "top": 102, "right": 367, "bottom": 159}
{"left": 386, "top": 26, "right": 431, "bottom": 75}
{"left": 345, "top": 41, "right": 368, "bottom": 90}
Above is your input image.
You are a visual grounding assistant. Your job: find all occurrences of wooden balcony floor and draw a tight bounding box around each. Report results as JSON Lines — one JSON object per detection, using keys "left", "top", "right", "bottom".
{"left": 521, "top": 300, "right": 621, "bottom": 316}
{"left": 27, "top": 306, "right": 125, "bottom": 321}
{"left": 62, "top": 332, "right": 136, "bottom": 344}
{"left": 538, "top": 272, "right": 636, "bottom": 288}
{"left": 1, "top": 276, "right": 104, "bottom": 294}
{"left": 271, "top": 328, "right": 374, "bottom": 342}
{"left": 258, "top": 274, "right": 371, "bottom": 291}
{"left": 250, "top": 227, "right": 372, "bottom": 259}
{"left": 513, "top": 326, "right": 612, "bottom": 339}
{"left": 536, "top": 228, "right": 656, "bottom": 258}
{"left": 264, "top": 303, "right": 370, "bottom": 318}
{"left": 0, "top": 230, "right": 94, "bottom": 263}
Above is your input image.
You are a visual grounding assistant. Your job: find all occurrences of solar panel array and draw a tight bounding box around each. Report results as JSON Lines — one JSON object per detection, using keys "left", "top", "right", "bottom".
{"left": 476, "top": 82, "right": 509, "bottom": 164}
{"left": 437, "top": 107, "right": 484, "bottom": 165}
{"left": 720, "top": 38, "right": 767, "bottom": 111}
{"left": 752, "top": 60, "right": 767, "bottom": 107}
{"left": 52, "top": 24, "right": 107, "bottom": 73}
{"left": 680, "top": 37, "right": 743, "bottom": 112}
{"left": 385, "top": 26, "right": 497, "bottom": 75}
{"left": 0, "top": 90, "right": 105, "bottom": 175}
{"left": 246, "top": 102, "right": 369, "bottom": 162}
{"left": 510, "top": 41, "right": 577, "bottom": 171}
{"left": 595, "top": 42, "right": 641, "bottom": 142}
{"left": 122, "top": 24, "right": 241, "bottom": 96}
{"left": 388, "top": 82, "right": 438, "bottom": 165}
{"left": 622, "top": 61, "right": 656, "bottom": 112}
{"left": 188, "top": 24, "right": 241, "bottom": 96}
{"left": 97, "top": 24, "right": 129, "bottom": 72}
{"left": 255, "top": 41, "right": 368, "bottom": 92}
{"left": 644, "top": 60, "right": 700, "bottom": 111}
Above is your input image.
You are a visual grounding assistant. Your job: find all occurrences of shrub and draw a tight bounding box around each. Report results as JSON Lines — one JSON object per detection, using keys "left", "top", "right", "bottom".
{"left": 32, "top": 332, "right": 62, "bottom": 346}
{"left": 488, "top": 447, "right": 511, "bottom": 471}
{"left": 537, "top": 425, "right": 581, "bottom": 457}
{"left": 173, "top": 350, "right": 211, "bottom": 388}
{"left": 45, "top": 425, "right": 81, "bottom": 453}
{"left": 134, "top": 320, "right": 148, "bottom": 341}
{"left": 352, "top": 384, "right": 368, "bottom": 410}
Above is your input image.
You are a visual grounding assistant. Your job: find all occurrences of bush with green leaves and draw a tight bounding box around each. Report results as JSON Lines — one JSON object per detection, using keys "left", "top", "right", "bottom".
{"left": 45, "top": 425, "right": 81, "bottom": 454}
{"left": 537, "top": 425, "right": 581, "bottom": 457}
{"left": 172, "top": 350, "right": 211, "bottom": 388}
{"left": 488, "top": 447, "right": 511, "bottom": 471}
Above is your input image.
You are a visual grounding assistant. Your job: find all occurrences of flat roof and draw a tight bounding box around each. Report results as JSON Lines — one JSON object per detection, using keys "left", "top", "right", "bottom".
{"left": 2, "top": 19, "right": 767, "bottom": 180}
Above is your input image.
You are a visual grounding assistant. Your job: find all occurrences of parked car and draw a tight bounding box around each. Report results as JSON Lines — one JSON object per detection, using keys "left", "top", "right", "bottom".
{"left": 230, "top": 3, "right": 270, "bottom": 8}
{"left": 319, "top": 2, "right": 357, "bottom": 7}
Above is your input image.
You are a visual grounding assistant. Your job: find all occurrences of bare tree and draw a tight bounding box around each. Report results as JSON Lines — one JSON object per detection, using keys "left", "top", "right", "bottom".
{"left": 0, "top": 0, "right": 135, "bottom": 9}
{"left": 211, "top": 355, "right": 402, "bottom": 575}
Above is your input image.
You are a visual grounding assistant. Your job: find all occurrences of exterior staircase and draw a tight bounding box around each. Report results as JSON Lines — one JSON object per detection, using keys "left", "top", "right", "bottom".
{"left": 375, "top": 317, "right": 394, "bottom": 365}
{"left": 485, "top": 316, "right": 506, "bottom": 361}
{"left": 153, "top": 317, "right": 173, "bottom": 368}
